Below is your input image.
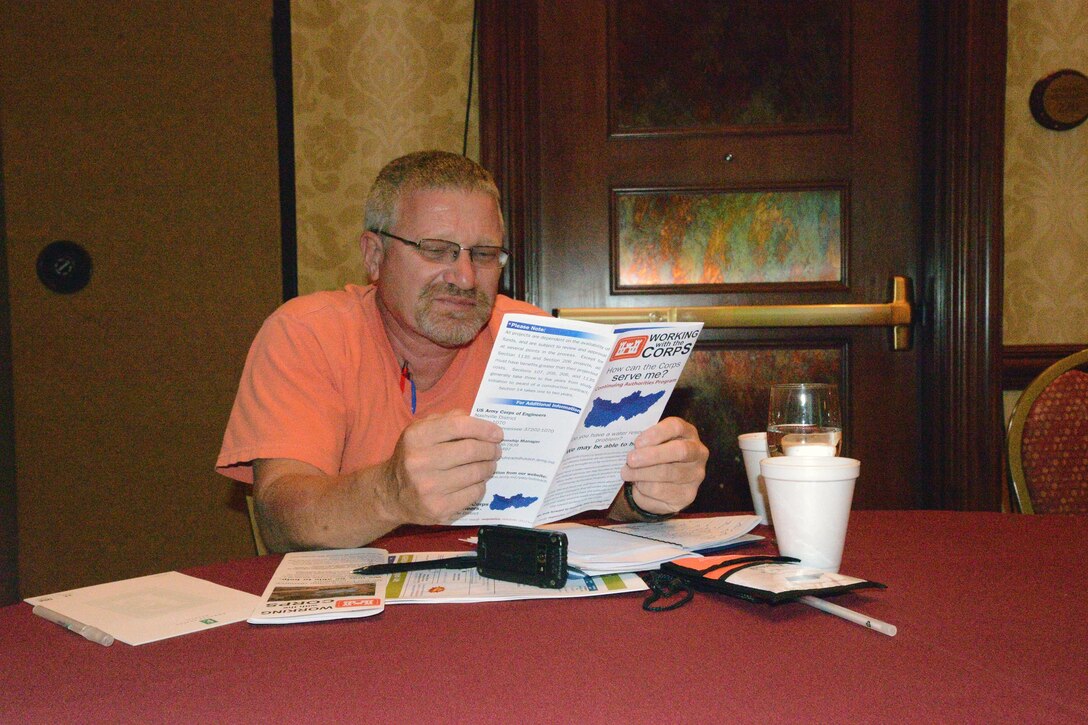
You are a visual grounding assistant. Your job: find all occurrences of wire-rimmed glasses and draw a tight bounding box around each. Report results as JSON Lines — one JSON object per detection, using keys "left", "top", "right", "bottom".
{"left": 371, "top": 229, "right": 510, "bottom": 268}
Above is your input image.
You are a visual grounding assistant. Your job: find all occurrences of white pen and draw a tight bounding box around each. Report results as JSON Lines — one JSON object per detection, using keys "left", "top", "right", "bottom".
{"left": 32, "top": 605, "right": 115, "bottom": 646}
{"left": 798, "top": 595, "right": 897, "bottom": 637}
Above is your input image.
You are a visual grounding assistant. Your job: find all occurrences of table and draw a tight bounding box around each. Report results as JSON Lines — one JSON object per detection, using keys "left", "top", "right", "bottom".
{"left": 3, "top": 511, "right": 1087, "bottom": 723}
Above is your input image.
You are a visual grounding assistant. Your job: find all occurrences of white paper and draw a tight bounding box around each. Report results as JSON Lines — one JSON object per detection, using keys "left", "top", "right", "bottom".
{"left": 26, "top": 572, "right": 261, "bottom": 646}
{"left": 248, "top": 548, "right": 387, "bottom": 624}
{"left": 450, "top": 314, "right": 703, "bottom": 527}
{"left": 381, "top": 552, "right": 648, "bottom": 603}
{"left": 542, "top": 516, "right": 764, "bottom": 575}
{"left": 603, "top": 514, "right": 763, "bottom": 550}
{"left": 725, "top": 563, "right": 869, "bottom": 594}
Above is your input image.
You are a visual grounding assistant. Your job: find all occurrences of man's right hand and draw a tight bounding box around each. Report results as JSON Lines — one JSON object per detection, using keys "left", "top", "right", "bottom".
{"left": 253, "top": 411, "right": 503, "bottom": 551}
{"left": 382, "top": 410, "right": 504, "bottom": 524}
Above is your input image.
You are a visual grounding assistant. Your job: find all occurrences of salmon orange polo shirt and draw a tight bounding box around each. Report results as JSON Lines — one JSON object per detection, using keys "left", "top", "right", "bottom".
{"left": 216, "top": 283, "right": 545, "bottom": 484}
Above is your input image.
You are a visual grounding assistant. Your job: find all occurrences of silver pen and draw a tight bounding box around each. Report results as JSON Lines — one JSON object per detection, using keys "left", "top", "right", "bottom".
{"left": 32, "top": 605, "right": 115, "bottom": 646}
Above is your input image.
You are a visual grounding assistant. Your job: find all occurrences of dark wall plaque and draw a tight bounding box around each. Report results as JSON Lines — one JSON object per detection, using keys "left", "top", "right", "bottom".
{"left": 1029, "top": 69, "right": 1088, "bottom": 131}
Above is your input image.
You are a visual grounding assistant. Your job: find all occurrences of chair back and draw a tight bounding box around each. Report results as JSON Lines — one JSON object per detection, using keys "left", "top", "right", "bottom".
{"left": 1006, "top": 348, "right": 1088, "bottom": 514}
{"left": 246, "top": 493, "right": 270, "bottom": 555}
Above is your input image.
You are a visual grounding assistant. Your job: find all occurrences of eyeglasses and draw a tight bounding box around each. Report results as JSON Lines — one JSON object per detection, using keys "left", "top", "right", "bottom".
{"left": 371, "top": 230, "right": 510, "bottom": 269}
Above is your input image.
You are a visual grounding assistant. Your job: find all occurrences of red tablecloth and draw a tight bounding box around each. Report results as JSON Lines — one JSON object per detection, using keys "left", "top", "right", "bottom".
{"left": 3, "top": 511, "right": 1087, "bottom": 723}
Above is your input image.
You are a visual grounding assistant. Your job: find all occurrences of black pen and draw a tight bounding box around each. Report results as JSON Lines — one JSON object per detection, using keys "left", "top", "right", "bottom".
{"left": 353, "top": 555, "right": 477, "bottom": 576}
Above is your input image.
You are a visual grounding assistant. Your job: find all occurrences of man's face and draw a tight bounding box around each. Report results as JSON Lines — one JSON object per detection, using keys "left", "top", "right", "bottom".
{"left": 364, "top": 188, "right": 504, "bottom": 349}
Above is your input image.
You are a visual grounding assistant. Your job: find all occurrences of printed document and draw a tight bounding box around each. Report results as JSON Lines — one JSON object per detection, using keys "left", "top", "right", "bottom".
{"left": 25, "top": 572, "right": 261, "bottom": 645}
{"left": 544, "top": 515, "right": 763, "bottom": 575}
{"left": 382, "top": 552, "right": 648, "bottom": 603}
{"left": 249, "top": 548, "right": 387, "bottom": 624}
{"left": 450, "top": 313, "right": 702, "bottom": 527}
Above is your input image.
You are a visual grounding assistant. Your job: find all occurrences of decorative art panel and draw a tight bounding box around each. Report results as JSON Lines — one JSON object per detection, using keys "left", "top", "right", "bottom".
{"left": 664, "top": 344, "right": 845, "bottom": 513}
{"left": 613, "top": 186, "right": 846, "bottom": 291}
{"left": 607, "top": 0, "right": 850, "bottom": 136}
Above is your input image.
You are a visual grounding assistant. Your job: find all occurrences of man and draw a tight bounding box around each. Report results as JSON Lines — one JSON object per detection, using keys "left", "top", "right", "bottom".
{"left": 217, "top": 150, "right": 708, "bottom": 551}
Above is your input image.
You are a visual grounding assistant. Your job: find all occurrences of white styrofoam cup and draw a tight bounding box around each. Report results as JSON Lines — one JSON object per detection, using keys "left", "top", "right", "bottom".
{"left": 760, "top": 456, "right": 860, "bottom": 572}
{"left": 738, "top": 432, "right": 771, "bottom": 525}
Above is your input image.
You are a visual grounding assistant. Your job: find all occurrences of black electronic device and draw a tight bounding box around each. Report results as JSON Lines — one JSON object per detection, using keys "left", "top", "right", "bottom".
{"left": 476, "top": 525, "right": 568, "bottom": 589}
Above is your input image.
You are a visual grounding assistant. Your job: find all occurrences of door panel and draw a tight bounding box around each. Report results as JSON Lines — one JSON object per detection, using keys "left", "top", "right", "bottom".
{"left": 481, "top": 1, "right": 1008, "bottom": 513}
{"left": 524, "top": 0, "right": 923, "bottom": 510}
{"left": 1, "top": 1, "right": 282, "bottom": 596}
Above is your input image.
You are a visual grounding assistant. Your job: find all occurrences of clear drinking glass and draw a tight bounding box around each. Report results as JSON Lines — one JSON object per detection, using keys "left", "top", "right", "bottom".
{"left": 767, "top": 383, "right": 842, "bottom": 457}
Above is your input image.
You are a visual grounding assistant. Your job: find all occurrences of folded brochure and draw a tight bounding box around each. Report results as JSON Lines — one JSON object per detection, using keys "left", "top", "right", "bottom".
{"left": 450, "top": 313, "right": 702, "bottom": 527}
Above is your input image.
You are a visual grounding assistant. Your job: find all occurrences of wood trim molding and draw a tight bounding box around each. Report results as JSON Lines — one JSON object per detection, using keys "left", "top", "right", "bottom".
{"left": 477, "top": 0, "right": 540, "bottom": 306}
{"left": 921, "top": 0, "right": 1008, "bottom": 511}
{"left": 1003, "top": 344, "right": 1088, "bottom": 389}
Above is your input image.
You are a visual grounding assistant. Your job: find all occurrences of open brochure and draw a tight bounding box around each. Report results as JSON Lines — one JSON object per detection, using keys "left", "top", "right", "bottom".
{"left": 382, "top": 552, "right": 648, "bottom": 603}
{"left": 249, "top": 548, "right": 387, "bottom": 624}
{"left": 251, "top": 549, "right": 647, "bottom": 623}
{"left": 450, "top": 313, "right": 703, "bottom": 527}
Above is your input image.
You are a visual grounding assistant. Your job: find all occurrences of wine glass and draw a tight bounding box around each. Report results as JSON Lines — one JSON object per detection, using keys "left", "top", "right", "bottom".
{"left": 767, "top": 383, "right": 842, "bottom": 457}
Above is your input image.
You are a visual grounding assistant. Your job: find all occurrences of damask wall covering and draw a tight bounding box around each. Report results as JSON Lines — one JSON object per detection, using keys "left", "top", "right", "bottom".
{"left": 1004, "top": 0, "right": 1088, "bottom": 345}
{"left": 292, "top": 0, "right": 478, "bottom": 294}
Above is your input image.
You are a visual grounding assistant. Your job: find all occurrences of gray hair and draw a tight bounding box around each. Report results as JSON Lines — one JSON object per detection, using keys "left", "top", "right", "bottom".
{"left": 364, "top": 150, "right": 504, "bottom": 234}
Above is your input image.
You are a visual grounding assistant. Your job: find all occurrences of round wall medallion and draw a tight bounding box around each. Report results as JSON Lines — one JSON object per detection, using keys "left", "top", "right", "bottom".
{"left": 1029, "top": 69, "right": 1088, "bottom": 131}
{"left": 36, "top": 240, "right": 93, "bottom": 294}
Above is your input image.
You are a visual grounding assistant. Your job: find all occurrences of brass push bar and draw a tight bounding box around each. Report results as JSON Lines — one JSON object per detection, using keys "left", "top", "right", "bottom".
{"left": 556, "top": 275, "right": 914, "bottom": 350}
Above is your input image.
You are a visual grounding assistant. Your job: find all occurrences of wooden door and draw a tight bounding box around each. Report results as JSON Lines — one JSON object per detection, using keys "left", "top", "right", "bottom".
{"left": 0, "top": 2, "right": 282, "bottom": 596}
{"left": 480, "top": 0, "right": 1009, "bottom": 513}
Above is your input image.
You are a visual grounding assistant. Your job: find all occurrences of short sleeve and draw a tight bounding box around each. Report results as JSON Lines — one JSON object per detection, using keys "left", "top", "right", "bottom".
{"left": 216, "top": 310, "right": 349, "bottom": 483}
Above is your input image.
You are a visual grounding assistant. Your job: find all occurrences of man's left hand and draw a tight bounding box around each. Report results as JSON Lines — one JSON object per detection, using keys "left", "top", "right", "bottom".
{"left": 620, "top": 416, "right": 708, "bottom": 515}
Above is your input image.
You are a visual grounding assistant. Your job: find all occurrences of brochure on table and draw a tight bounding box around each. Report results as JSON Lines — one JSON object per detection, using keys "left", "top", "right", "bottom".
{"left": 382, "top": 552, "right": 648, "bottom": 603}
{"left": 451, "top": 313, "right": 703, "bottom": 527}
{"left": 249, "top": 548, "right": 387, "bottom": 624}
{"left": 250, "top": 548, "right": 647, "bottom": 622}
{"left": 25, "top": 571, "right": 261, "bottom": 646}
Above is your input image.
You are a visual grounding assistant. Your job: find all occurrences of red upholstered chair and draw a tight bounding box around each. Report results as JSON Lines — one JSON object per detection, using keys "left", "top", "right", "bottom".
{"left": 1006, "top": 348, "right": 1088, "bottom": 514}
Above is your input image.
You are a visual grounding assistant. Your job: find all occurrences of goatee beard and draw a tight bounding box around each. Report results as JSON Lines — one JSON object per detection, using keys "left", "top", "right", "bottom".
{"left": 415, "top": 283, "right": 493, "bottom": 347}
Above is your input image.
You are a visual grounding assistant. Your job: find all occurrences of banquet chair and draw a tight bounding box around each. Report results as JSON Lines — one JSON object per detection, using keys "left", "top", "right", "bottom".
{"left": 1006, "top": 348, "right": 1088, "bottom": 514}
{"left": 246, "top": 493, "right": 270, "bottom": 556}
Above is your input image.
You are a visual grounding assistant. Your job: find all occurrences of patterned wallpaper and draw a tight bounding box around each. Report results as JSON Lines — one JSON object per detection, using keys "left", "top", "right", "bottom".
{"left": 292, "top": 0, "right": 478, "bottom": 294}
{"left": 1004, "top": 0, "right": 1088, "bottom": 344}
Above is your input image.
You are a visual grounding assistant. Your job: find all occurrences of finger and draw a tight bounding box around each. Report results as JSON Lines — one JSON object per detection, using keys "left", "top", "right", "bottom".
{"left": 625, "top": 435, "right": 707, "bottom": 470}
{"left": 627, "top": 478, "right": 700, "bottom": 513}
{"left": 403, "top": 410, "right": 504, "bottom": 449}
{"left": 399, "top": 437, "right": 502, "bottom": 490}
{"left": 633, "top": 416, "right": 698, "bottom": 448}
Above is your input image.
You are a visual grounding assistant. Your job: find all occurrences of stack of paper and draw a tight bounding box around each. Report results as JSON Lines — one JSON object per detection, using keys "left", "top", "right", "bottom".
{"left": 26, "top": 572, "right": 261, "bottom": 646}
{"left": 542, "top": 515, "right": 763, "bottom": 576}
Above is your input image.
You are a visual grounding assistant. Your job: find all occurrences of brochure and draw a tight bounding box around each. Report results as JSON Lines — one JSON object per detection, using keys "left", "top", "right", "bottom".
{"left": 381, "top": 552, "right": 648, "bottom": 603}
{"left": 248, "top": 548, "right": 387, "bottom": 624}
{"left": 450, "top": 313, "right": 703, "bottom": 527}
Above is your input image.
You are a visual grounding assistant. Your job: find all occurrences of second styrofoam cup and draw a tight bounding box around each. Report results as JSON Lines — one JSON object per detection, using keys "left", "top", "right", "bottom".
{"left": 760, "top": 456, "right": 860, "bottom": 572}
{"left": 737, "top": 432, "right": 771, "bottom": 525}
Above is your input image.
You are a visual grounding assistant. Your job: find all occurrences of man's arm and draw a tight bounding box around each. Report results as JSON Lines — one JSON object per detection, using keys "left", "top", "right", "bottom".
{"left": 253, "top": 410, "right": 503, "bottom": 551}
{"left": 608, "top": 416, "right": 709, "bottom": 522}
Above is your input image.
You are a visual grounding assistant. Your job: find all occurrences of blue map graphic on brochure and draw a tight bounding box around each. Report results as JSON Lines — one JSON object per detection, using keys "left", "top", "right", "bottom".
{"left": 489, "top": 493, "right": 539, "bottom": 510}
{"left": 584, "top": 390, "right": 666, "bottom": 428}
